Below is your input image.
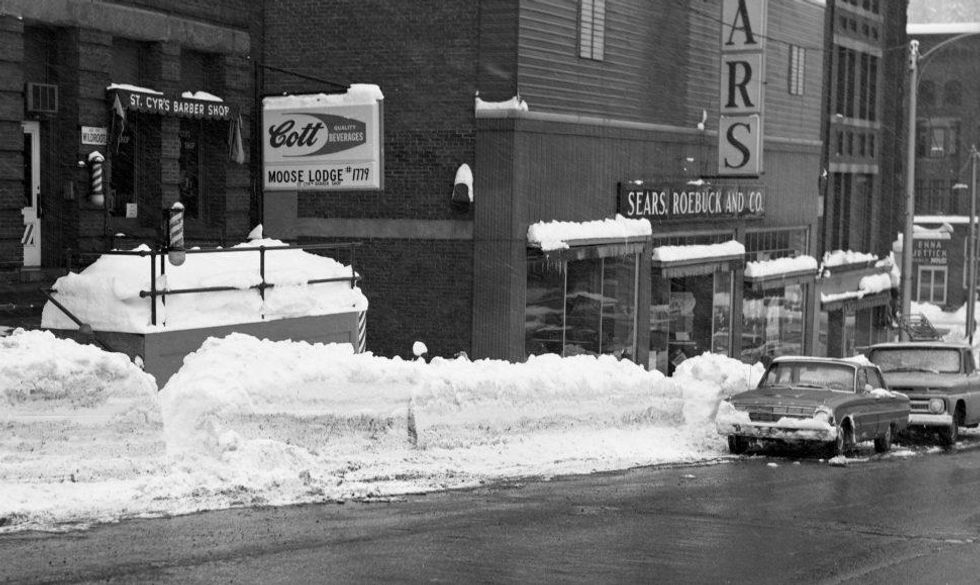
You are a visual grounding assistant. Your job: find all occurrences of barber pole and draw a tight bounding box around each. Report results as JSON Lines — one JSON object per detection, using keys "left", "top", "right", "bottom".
{"left": 87, "top": 150, "right": 105, "bottom": 206}
{"left": 168, "top": 202, "right": 186, "bottom": 266}
{"left": 357, "top": 310, "right": 367, "bottom": 353}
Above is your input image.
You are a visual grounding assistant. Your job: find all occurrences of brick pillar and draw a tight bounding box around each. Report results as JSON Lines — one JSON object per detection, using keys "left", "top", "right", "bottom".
{"left": 76, "top": 29, "right": 111, "bottom": 253}
{"left": 223, "top": 53, "right": 252, "bottom": 241}
{"left": 158, "top": 43, "right": 181, "bottom": 211}
{"left": 0, "top": 16, "right": 24, "bottom": 267}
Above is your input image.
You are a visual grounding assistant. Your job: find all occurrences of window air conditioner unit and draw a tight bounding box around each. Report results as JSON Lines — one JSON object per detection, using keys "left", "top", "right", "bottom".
{"left": 26, "top": 83, "right": 58, "bottom": 114}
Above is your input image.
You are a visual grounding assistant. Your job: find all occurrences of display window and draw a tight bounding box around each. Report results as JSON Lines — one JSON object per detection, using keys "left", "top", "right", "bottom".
{"left": 741, "top": 284, "right": 806, "bottom": 364}
{"left": 649, "top": 271, "right": 733, "bottom": 375}
{"left": 525, "top": 253, "right": 639, "bottom": 360}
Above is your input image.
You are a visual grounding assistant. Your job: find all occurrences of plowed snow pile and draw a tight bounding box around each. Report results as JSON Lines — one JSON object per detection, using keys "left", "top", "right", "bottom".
{"left": 0, "top": 330, "right": 762, "bottom": 532}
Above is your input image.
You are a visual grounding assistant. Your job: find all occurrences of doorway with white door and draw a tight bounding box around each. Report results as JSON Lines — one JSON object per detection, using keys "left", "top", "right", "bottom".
{"left": 21, "top": 121, "right": 41, "bottom": 268}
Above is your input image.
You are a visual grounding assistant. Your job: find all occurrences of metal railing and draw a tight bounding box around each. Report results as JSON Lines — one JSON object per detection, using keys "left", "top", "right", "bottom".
{"left": 60, "top": 242, "right": 362, "bottom": 327}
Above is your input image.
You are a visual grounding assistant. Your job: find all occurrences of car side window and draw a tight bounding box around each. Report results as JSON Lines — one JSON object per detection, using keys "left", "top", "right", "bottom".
{"left": 856, "top": 369, "right": 868, "bottom": 392}
{"left": 867, "top": 368, "right": 886, "bottom": 389}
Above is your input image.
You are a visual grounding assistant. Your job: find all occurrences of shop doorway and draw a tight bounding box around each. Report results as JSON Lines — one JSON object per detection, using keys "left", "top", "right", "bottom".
{"left": 21, "top": 121, "right": 41, "bottom": 267}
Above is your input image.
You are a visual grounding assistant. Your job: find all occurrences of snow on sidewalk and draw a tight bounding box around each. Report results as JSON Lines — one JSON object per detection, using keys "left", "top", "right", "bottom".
{"left": 0, "top": 329, "right": 762, "bottom": 532}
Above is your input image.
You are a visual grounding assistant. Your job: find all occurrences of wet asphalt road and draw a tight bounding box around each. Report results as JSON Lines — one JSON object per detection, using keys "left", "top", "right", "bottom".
{"left": 5, "top": 439, "right": 980, "bottom": 585}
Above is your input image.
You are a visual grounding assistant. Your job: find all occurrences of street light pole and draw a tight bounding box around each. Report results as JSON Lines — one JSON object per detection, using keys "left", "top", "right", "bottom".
{"left": 901, "top": 41, "right": 919, "bottom": 340}
{"left": 901, "top": 33, "right": 980, "bottom": 341}
{"left": 968, "top": 146, "right": 979, "bottom": 345}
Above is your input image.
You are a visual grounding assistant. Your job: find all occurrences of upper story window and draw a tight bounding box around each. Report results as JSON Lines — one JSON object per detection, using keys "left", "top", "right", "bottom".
{"left": 579, "top": 0, "right": 605, "bottom": 61}
{"left": 789, "top": 45, "right": 806, "bottom": 95}
{"left": 945, "top": 80, "right": 963, "bottom": 106}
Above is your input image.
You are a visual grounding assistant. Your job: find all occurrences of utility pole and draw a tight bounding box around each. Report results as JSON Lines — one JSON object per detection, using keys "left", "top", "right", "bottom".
{"left": 901, "top": 41, "right": 919, "bottom": 341}
{"left": 968, "top": 147, "right": 979, "bottom": 345}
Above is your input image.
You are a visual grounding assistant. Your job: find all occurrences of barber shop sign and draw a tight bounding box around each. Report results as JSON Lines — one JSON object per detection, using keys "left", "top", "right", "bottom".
{"left": 718, "top": 0, "right": 766, "bottom": 177}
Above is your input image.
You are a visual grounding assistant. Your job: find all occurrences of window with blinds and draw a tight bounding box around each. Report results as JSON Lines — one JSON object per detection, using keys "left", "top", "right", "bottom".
{"left": 789, "top": 45, "right": 805, "bottom": 96}
{"left": 579, "top": 0, "right": 605, "bottom": 61}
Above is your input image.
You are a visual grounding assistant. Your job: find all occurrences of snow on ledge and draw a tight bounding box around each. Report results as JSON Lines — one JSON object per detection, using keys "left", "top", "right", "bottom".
{"left": 263, "top": 84, "right": 384, "bottom": 108}
{"left": 475, "top": 95, "right": 528, "bottom": 113}
{"left": 821, "top": 249, "right": 878, "bottom": 268}
{"left": 745, "top": 255, "right": 818, "bottom": 278}
{"left": 181, "top": 91, "right": 223, "bottom": 102}
{"left": 106, "top": 83, "right": 164, "bottom": 95}
{"left": 652, "top": 240, "right": 745, "bottom": 262}
{"left": 527, "top": 215, "right": 652, "bottom": 251}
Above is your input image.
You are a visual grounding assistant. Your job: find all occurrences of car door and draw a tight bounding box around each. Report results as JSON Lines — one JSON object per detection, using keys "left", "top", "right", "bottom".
{"left": 866, "top": 367, "right": 905, "bottom": 434}
{"left": 847, "top": 368, "right": 877, "bottom": 440}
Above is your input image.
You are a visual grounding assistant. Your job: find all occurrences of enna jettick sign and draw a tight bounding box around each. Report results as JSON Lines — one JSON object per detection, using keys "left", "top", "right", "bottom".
{"left": 262, "top": 91, "right": 383, "bottom": 191}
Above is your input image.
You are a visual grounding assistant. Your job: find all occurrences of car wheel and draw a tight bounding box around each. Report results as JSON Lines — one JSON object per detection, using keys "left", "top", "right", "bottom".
{"left": 939, "top": 413, "right": 960, "bottom": 448}
{"left": 874, "top": 424, "right": 892, "bottom": 453}
{"left": 728, "top": 435, "right": 749, "bottom": 455}
{"left": 829, "top": 422, "right": 854, "bottom": 458}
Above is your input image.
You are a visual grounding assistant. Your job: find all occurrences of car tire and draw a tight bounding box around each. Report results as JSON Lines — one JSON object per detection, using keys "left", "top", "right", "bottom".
{"left": 829, "top": 422, "right": 854, "bottom": 458}
{"left": 939, "top": 416, "right": 960, "bottom": 448}
{"left": 728, "top": 435, "right": 749, "bottom": 455}
{"left": 873, "top": 424, "right": 892, "bottom": 453}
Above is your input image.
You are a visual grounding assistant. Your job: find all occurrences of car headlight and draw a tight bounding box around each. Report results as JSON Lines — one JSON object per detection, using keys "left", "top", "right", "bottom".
{"left": 929, "top": 398, "right": 946, "bottom": 414}
{"left": 813, "top": 407, "right": 834, "bottom": 424}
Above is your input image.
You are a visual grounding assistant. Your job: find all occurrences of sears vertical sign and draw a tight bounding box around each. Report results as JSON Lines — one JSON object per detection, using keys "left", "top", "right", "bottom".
{"left": 718, "top": 0, "right": 766, "bottom": 176}
{"left": 263, "top": 85, "right": 384, "bottom": 191}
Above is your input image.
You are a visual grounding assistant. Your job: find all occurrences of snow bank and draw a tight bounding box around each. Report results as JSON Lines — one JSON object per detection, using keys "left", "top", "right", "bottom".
{"left": 1, "top": 331, "right": 762, "bottom": 532}
{"left": 40, "top": 238, "right": 368, "bottom": 333}
{"left": 0, "top": 330, "right": 162, "bottom": 488}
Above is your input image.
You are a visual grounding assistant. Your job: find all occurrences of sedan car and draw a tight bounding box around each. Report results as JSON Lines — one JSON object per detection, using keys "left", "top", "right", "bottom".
{"left": 716, "top": 356, "right": 910, "bottom": 457}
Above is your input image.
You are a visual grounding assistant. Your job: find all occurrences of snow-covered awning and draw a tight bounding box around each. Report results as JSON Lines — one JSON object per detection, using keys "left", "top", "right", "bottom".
{"left": 744, "top": 255, "right": 818, "bottom": 291}
{"left": 106, "top": 84, "right": 238, "bottom": 120}
{"left": 821, "top": 290, "right": 892, "bottom": 313}
{"left": 651, "top": 240, "right": 745, "bottom": 278}
{"left": 527, "top": 215, "right": 651, "bottom": 260}
{"left": 820, "top": 272, "right": 895, "bottom": 312}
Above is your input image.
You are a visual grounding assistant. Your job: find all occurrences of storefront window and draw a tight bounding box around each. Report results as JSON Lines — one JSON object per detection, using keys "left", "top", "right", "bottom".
{"left": 650, "top": 271, "right": 732, "bottom": 375}
{"left": 109, "top": 115, "right": 138, "bottom": 217}
{"left": 179, "top": 120, "right": 203, "bottom": 219}
{"left": 741, "top": 284, "right": 806, "bottom": 365}
{"left": 525, "top": 253, "right": 638, "bottom": 360}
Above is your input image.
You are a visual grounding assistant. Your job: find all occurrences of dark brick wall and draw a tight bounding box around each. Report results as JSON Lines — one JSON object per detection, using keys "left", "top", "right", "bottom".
{"left": 308, "top": 238, "right": 474, "bottom": 359}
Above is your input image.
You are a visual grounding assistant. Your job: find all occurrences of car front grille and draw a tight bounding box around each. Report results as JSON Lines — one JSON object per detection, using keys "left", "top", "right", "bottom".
{"left": 746, "top": 405, "right": 812, "bottom": 422}
{"left": 909, "top": 399, "right": 931, "bottom": 413}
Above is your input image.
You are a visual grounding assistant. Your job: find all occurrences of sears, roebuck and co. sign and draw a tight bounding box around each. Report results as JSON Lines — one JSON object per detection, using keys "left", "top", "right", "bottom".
{"left": 262, "top": 86, "right": 383, "bottom": 191}
{"left": 618, "top": 180, "right": 765, "bottom": 222}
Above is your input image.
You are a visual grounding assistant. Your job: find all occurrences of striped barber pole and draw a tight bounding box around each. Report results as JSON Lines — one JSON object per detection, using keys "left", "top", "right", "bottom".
{"left": 357, "top": 310, "right": 367, "bottom": 353}
{"left": 87, "top": 151, "right": 105, "bottom": 205}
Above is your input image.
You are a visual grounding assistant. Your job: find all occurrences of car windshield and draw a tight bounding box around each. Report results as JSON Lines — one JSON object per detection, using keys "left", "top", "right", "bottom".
{"left": 759, "top": 362, "right": 855, "bottom": 392}
{"left": 868, "top": 348, "right": 961, "bottom": 374}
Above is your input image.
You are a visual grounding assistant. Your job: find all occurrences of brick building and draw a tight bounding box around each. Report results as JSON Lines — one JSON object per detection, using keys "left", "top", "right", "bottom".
{"left": 903, "top": 1, "right": 980, "bottom": 312}
{"left": 0, "top": 0, "right": 258, "bottom": 315}
{"left": 261, "top": 0, "right": 911, "bottom": 368}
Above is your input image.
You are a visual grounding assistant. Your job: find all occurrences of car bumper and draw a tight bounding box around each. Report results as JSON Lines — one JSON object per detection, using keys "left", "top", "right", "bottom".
{"left": 716, "top": 421, "right": 838, "bottom": 443}
{"left": 908, "top": 413, "right": 954, "bottom": 427}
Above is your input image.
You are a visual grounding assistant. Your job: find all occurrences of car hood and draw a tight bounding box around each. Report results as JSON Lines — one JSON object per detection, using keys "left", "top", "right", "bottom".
{"left": 730, "top": 387, "right": 853, "bottom": 410}
{"left": 880, "top": 372, "right": 964, "bottom": 390}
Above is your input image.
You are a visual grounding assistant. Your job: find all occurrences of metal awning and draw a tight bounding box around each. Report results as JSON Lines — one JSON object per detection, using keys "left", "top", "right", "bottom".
{"left": 528, "top": 236, "right": 648, "bottom": 262}
{"left": 745, "top": 268, "right": 817, "bottom": 291}
{"left": 821, "top": 290, "right": 893, "bottom": 313}
{"left": 652, "top": 253, "right": 745, "bottom": 278}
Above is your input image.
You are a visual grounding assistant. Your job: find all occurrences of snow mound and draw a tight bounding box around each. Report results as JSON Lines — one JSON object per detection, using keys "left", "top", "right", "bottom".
{"left": 0, "top": 329, "right": 162, "bottom": 484}
{"left": 40, "top": 238, "right": 368, "bottom": 333}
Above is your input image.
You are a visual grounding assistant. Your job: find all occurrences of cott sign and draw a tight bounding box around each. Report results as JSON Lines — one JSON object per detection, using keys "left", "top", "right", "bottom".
{"left": 718, "top": 0, "right": 766, "bottom": 176}
{"left": 262, "top": 87, "right": 384, "bottom": 191}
